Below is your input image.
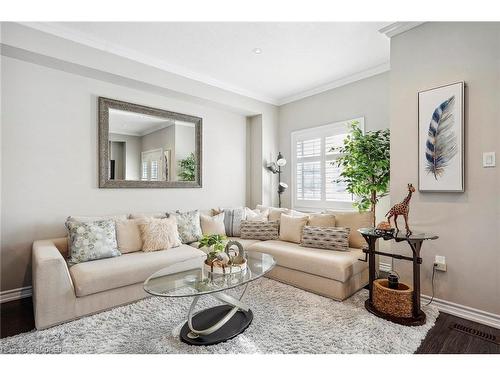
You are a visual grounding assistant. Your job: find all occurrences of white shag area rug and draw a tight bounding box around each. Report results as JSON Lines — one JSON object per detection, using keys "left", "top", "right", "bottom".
{"left": 0, "top": 278, "right": 438, "bottom": 354}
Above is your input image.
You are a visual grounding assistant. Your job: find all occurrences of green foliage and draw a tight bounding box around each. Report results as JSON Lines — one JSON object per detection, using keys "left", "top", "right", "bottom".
{"left": 331, "top": 121, "right": 390, "bottom": 219}
{"left": 178, "top": 152, "right": 196, "bottom": 181}
{"left": 198, "top": 234, "right": 227, "bottom": 262}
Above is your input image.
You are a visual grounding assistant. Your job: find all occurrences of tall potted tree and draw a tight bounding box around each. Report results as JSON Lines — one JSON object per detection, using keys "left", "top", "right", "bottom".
{"left": 331, "top": 121, "right": 390, "bottom": 227}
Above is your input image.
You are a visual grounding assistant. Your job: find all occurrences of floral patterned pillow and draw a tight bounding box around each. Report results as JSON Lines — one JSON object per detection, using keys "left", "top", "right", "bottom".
{"left": 168, "top": 210, "right": 203, "bottom": 244}
{"left": 66, "top": 219, "right": 121, "bottom": 265}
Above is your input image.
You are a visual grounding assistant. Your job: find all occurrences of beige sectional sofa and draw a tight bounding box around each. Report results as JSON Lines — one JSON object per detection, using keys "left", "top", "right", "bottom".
{"left": 32, "top": 210, "right": 372, "bottom": 329}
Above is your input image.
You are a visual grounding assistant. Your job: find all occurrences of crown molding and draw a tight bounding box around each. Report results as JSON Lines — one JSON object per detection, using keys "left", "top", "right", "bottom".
{"left": 18, "top": 22, "right": 279, "bottom": 105}
{"left": 17, "top": 22, "right": 392, "bottom": 108}
{"left": 379, "top": 22, "right": 425, "bottom": 38}
{"left": 277, "top": 62, "right": 390, "bottom": 105}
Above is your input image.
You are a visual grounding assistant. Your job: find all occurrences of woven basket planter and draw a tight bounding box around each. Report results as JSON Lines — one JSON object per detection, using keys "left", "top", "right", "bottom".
{"left": 373, "top": 279, "right": 413, "bottom": 318}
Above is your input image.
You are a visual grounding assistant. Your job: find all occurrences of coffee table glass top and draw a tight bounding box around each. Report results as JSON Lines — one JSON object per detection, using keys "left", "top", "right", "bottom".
{"left": 143, "top": 252, "right": 276, "bottom": 298}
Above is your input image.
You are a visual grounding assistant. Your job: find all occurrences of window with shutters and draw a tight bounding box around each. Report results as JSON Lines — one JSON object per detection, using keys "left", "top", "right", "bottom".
{"left": 291, "top": 118, "right": 364, "bottom": 210}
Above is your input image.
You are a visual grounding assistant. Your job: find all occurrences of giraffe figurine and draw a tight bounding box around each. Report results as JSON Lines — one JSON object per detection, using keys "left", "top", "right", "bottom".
{"left": 386, "top": 183, "right": 416, "bottom": 235}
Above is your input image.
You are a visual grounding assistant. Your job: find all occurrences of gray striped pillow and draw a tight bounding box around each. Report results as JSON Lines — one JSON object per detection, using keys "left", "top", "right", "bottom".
{"left": 212, "top": 207, "right": 245, "bottom": 237}
{"left": 240, "top": 220, "right": 279, "bottom": 240}
{"left": 300, "top": 226, "right": 350, "bottom": 251}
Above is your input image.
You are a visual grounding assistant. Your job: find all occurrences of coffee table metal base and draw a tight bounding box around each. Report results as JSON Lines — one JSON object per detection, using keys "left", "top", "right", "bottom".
{"left": 180, "top": 305, "right": 253, "bottom": 346}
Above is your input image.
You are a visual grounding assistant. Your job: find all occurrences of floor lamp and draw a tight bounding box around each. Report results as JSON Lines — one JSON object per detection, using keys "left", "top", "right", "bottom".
{"left": 266, "top": 152, "right": 288, "bottom": 208}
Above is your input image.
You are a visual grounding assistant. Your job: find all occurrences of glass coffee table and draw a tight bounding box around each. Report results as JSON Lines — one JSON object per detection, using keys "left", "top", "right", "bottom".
{"left": 144, "top": 251, "right": 276, "bottom": 346}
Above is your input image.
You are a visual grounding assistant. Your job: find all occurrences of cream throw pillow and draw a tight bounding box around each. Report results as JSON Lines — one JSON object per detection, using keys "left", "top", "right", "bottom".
{"left": 324, "top": 210, "right": 372, "bottom": 248}
{"left": 308, "top": 213, "right": 336, "bottom": 227}
{"left": 244, "top": 207, "right": 269, "bottom": 221}
{"left": 200, "top": 212, "right": 226, "bottom": 235}
{"left": 115, "top": 219, "right": 144, "bottom": 253}
{"left": 139, "top": 217, "right": 181, "bottom": 252}
{"left": 279, "top": 213, "right": 309, "bottom": 243}
{"left": 256, "top": 205, "right": 289, "bottom": 221}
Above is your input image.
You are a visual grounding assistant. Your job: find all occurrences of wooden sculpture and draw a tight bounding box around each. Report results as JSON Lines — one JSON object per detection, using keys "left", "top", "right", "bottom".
{"left": 386, "top": 183, "right": 415, "bottom": 235}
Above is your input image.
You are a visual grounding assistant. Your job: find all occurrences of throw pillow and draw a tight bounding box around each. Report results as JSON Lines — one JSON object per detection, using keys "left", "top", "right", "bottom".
{"left": 324, "top": 210, "right": 372, "bottom": 248}
{"left": 308, "top": 213, "right": 336, "bottom": 227}
{"left": 129, "top": 212, "right": 167, "bottom": 219}
{"left": 256, "top": 205, "right": 289, "bottom": 221}
{"left": 139, "top": 217, "right": 181, "bottom": 252}
{"left": 212, "top": 207, "right": 245, "bottom": 236}
{"left": 115, "top": 219, "right": 144, "bottom": 253}
{"left": 301, "top": 226, "right": 350, "bottom": 251}
{"left": 168, "top": 210, "right": 203, "bottom": 243}
{"left": 279, "top": 213, "right": 309, "bottom": 243}
{"left": 240, "top": 220, "right": 279, "bottom": 240}
{"left": 244, "top": 207, "right": 269, "bottom": 221}
{"left": 66, "top": 219, "right": 121, "bottom": 265}
{"left": 200, "top": 212, "right": 226, "bottom": 235}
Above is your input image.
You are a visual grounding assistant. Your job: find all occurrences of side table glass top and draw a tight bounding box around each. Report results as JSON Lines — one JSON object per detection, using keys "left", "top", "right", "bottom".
{"left": 144, "top": 252, "right": 276, "bottom": 298}
{"left": 358, "top": 228, "right": 438, "bottom": 241}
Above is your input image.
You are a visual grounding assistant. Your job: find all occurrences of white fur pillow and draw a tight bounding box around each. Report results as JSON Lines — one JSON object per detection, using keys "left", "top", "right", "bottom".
{"left": 139, "top": 217, "right": 181, "bottom": 252}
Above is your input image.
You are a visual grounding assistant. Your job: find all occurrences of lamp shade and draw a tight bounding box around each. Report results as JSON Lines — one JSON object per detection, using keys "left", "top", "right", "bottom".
{"left": 278, "top": 182, "right": 288, "bottom": 193}
{"left": 276, "top": 152, "right": 287, "bottom": 167}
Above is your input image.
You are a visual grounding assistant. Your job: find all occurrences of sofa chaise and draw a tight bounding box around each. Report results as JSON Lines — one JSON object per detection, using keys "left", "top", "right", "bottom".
{"left": 32, "top": 210, "right": 373, "bottom": 329}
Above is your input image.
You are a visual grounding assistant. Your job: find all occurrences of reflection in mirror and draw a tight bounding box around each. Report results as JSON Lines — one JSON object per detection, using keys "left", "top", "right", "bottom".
{"left": 98, "top": 97, "right": 202, "bottom": 188}
{"left": 108, "top": 109, "right": 196, "bottom": 182}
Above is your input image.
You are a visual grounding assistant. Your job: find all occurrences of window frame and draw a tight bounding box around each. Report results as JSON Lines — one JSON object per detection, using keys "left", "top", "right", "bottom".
{"left": 290, "top": 117, "right": 365, "bottom": 212}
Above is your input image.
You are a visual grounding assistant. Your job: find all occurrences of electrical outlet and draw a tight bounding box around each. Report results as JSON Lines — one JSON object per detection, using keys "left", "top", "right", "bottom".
{"left": 434, "top": 255, "right": 447, "bottom": 272}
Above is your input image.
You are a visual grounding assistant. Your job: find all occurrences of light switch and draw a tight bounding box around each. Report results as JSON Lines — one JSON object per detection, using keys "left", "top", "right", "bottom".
{"left": 483, "top": 152, "right": 496, "bottom": 167}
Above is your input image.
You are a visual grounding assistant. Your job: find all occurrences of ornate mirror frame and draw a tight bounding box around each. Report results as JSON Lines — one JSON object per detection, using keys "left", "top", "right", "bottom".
{"left": 98, "top": 97, "right": 202, "bottom": 188}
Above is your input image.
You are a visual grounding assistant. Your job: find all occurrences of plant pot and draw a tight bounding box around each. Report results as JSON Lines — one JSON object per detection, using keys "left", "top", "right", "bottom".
{"left": 203, "top": 258, "right": 247, "bottom": 274}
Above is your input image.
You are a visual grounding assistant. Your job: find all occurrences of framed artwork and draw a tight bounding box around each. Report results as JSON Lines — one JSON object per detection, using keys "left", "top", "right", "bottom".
{"left": 418, "top": 81, "right": 465, "bottom": 192}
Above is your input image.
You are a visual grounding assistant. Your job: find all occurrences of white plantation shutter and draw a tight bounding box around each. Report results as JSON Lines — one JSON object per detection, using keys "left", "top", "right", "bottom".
{"left": 292, "top": 118, "right": 364, "bottom": 210}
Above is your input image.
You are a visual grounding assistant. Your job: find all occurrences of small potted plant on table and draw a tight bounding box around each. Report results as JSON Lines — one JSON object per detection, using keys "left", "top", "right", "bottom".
{"left": 198, "top": 234, "right": 247, "bottom": 274}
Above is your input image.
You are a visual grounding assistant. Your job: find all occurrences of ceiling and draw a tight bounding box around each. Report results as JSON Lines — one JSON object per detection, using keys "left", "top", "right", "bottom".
{"left": 36, "top": 22, "right": 392, "bottom": 105}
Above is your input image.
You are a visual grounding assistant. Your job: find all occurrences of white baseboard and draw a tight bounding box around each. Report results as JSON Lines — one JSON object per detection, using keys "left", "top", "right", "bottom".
{"left": 376, "top": 263, "right": 499, "bottom": 329}
{"left": 0, "top": 286, "right": 32, "bottom": 303}
{"left": 421, "top": 294, "right": 500, "bottom": 329}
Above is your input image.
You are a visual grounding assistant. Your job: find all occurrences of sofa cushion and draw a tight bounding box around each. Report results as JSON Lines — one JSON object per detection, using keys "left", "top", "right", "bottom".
{"left": 256, "top": 205, "right": 289, "bottom": 221}
{"left": 115, "top": 219, "right": 144, "bottom": 253}
{"left": 200, "top": 212, "right": 226, "bottom": 235}
{"left": 66, "top": 219, "right": 121, "bottom": 265}
{"left": 168, "top": 210, "right": 203, "bottom": 243}
{"left": 139, "top": 217, "right": 182, "bottom": 252}
{"left": 307, "top": 213, "right": 336, "bottom": 227}
{"left": 279, "top": 214, "right": 308, "bottom": 243}
{"left": 69, "top": 244, "right": 205, "bottom": 297}
{"left": 247, "top": 240, "right": 367, "bottom": 282}
{"left": 244, "top": 207, "right": 269, "bottom": 221}
{"left": 301, "top": 226, "right": 350, "bottom": 251}
{"left": 212, "top": 207, "right": 245, "bottom": 236}
{"left": 324, "top": 210, "right": 372, "bottom": 248}
{"left": 240, "top": 220, "right": 279, "bottom": 240}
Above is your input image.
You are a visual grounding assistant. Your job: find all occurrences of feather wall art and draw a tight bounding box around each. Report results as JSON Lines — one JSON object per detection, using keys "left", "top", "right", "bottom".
{"left": 418, "top": 82, "right": 464, "bottom": 192}
{"left": 425, "top": 96, "right": 458, "bottom": 179}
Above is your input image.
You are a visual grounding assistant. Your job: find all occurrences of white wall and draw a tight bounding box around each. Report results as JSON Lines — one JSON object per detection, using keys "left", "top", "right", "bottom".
{"left": 390, "top": 22, "right": 500, "bottom": 315}
{"left": 278, "top": 72, "right": 390, "bottom": 215}
{"left": 1, "top": 56, "right": 248, "bottom": 291}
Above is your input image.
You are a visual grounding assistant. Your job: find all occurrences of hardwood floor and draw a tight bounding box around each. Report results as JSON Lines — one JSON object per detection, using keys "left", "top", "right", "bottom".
{"left": 1, "top": 298, "right": 35, "bottom": 338}
{"left": 1, "top": 297, "right": 499, "bottom": 353}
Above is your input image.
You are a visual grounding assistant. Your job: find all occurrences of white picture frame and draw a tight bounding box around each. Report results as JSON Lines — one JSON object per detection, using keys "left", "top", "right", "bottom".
{"left": 418, "top": 81, "right": 465, "bottom": 192}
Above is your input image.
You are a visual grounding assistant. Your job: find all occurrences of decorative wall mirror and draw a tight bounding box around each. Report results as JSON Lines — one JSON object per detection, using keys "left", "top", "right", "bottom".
{"left": 98, "top": 97, "right": 202, "bottom": 188}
